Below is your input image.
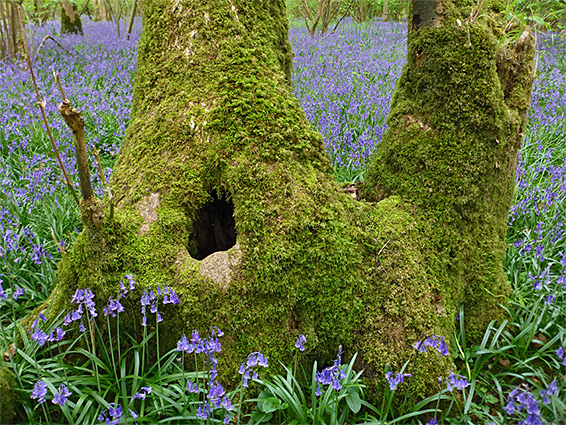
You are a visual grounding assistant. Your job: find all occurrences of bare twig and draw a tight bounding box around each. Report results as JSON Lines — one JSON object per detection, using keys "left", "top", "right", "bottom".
{"left": 17, "top": 7, "right": 80, "bottom": 206}
{"left": 79, "top": 0, "right": 91, "bottom": 16}
{"left": 33, "top": 35, "right": 70, "bottom": 58}
{"left": 126, "top": 0, "right": 137, "bottom": 40}
{"left": 50, "top": 227, "right": 67, "bottom": 255}
{"left": 333, "top": 0, "right": 355, "bottom": 33}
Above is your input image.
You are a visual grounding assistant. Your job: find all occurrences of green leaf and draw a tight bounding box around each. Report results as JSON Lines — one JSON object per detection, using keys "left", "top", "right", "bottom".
{"left": 345, "top": 389, "right": 362, "bottom": 413}
{"left": 484, "top": 394, "right": 498, "bottom": 404}
{"left": 250, "top": 410, "right": 274, "bottom": 424}
{"left": 259, "top": 396, "right": 283, "bottom": 413}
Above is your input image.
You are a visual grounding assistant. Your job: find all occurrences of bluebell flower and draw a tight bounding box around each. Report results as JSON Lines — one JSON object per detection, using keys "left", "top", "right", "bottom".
{"left": 79, "top": 322, "right": 86, "bottom": 333}
{"left": 222, "top": 395, "right": 233, "bottom": 411}
{"left": 412, "top": 335, "right": 449, "bottom": 356}
{"left": 208, "top": 381, "right": 225, "bottom": 408}
{"left": 239, "top": 351, "right": 269, "bottom": 387}
{"left": 52, "top": 384, "right": 71, "bottom": 406}
{"left": 224, "top": 412, "right": 231, "bottom": 424}
{"left": 385, "top": 371, "right": 412, "bottom": 390}
{"left": 124, "top": 274, "right": 135, "bottom": 291}
{"left": 48, "top": 327, "right": 66, "bottom": 342}
{"left": 176, "top": 334, "right": 191, "bottom": 352}
{"left": 31, "top": 328, "right": 49, "bottom": 346}
{"left": 132, "top": 386, "right": 152, "bottom": 400}
{"left": 426, "top": 419, "right": 438, "bottom": 425}
{"left": 196, "top": 402, "right": 209, "bottom": 420}
{"left": 504, "top": 401, "right": 515, "bottom": 415}
{"left": 314, "top": 346, "right": 346, "bottom": 396}
{"left": 12, "top": 287, "right": 23, "bottom": 300}
{"left": 98, "top": 403, "right": 123, "bottom": 425}
{"left": 446, "top": 373, "right": 469, "bottom": 392}
{"left": 31, "top": 379, "right": 47, "bottom": 403}
{"left": 0, "top": 282, "right": 7, "bottom": 301}
{"left": 295, "top": 334, "right": 307, "bottom": 352}
{"left": 187, "top": 380, "right": 199, "bottom": 393}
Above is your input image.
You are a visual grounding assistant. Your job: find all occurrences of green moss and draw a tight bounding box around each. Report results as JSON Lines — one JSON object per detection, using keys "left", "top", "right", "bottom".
{"left": 361, "top": 0, "right": 534, "bottom": 341}
{"left": 0, "top": 366, "right": 15, "bottom": 424}
{"left": 33, "top": 0, "right": 534, "bottom": 412}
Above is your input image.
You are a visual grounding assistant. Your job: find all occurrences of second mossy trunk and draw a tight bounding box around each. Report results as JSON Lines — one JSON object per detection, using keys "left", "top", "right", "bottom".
{"left": 35, "top": 0, "right": 534, "bottom": 409}
{"left": 361, "top": 0, "right": 535, "bottom": 341}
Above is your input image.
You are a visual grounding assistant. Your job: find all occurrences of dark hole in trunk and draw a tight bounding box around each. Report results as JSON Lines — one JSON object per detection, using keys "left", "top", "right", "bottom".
{"left": 188, "top": 192, "right": 237, "bottom": 260}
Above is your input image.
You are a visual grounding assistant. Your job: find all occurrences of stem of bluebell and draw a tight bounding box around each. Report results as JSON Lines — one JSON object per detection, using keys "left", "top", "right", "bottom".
{"left": 235, "top": 376, "right": 245, "bottom": 425}
{"left": 106, "top": 314, "right": 118, "bottom": 386}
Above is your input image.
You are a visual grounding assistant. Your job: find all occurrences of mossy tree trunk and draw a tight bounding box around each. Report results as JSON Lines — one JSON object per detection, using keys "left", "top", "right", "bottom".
{"left": 60, "top": 0, "right": 83, "bottom": 35}
{"left": 360, "top": 0, "right": 535, "bottom": 341}
{"left": 43, "top": 0, "right": 533, "bottom": 406}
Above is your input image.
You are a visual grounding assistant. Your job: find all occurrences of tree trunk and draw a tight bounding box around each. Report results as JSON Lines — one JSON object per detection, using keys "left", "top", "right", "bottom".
{"left": 93, "top": 0, "right": 111, "bottom": 21}
{"left": 361, "top": 0, "right": 535, "bottom": 341}
{"left": 42, "top": 0, "right": 534, "bottom": 406}
{"left": 60, "top": 0, "right": 83, "bottom": 34}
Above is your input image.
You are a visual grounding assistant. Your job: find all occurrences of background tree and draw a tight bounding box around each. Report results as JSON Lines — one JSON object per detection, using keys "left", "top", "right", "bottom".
{"left": 60, "top": 0, "right": 82, "bottom": 34}
{"left": 92, "top": 0, "right": 111, "bottom": 21}
{"left": 36, "top": 0, "right": 534, "bottom": 407}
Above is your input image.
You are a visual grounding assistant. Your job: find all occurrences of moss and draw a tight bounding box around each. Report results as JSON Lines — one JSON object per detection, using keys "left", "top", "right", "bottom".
{"left": 360, "top": 0, "right": 534, "bottom": 341}
{"left": 0, "top": 366, "right": 15, "bottom": 424}
{"left": 33, "top": 0, "right": 534, "bottom": 412}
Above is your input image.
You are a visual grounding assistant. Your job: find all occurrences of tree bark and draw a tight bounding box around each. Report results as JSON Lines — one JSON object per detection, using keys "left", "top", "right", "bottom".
{"left": 43, "top": 0, "right": 534, "bottom": 406}
{"left": 92, "top": 0, "right": 111, "bottom": 21}
{"left": 60, "top": 0, "right": 83, "bottom": 34}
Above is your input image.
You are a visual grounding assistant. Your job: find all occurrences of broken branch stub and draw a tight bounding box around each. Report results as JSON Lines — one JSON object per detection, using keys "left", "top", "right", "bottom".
{"left": 58, "top": 100, "right": 104, "bottom": 230}
{"left": 58, "top": 101, "right": 93, "bottom": 201}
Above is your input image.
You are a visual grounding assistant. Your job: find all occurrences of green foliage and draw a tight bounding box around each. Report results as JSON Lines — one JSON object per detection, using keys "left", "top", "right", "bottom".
{"left": 248, "top": 354, "right": 366, "bottom": 425}
{"left": 506, "top": 0, "right": 566, "bottom": 32}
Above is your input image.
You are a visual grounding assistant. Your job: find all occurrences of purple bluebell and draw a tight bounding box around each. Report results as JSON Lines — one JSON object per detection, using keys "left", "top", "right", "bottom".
{"left": 314, "top": 345, "right": 346, "bottom": 396}
{"left": 385, "top": 371, "right": 411, "bottom": 391}
{"left": 31, "top": 328, "right": 49, "bottom": 346}
{"left": 196, "top": 402, "right": 209, "bottom": 420}
{"left": 446, "top": 373, "right": 469, "bottom": 392}
{"left": 98, "top": 403, "right": 123, "bottom": 425}
{"left": 52, "top": 384, "right": 71, "bottom": 406}
{"left": 31, "top": 379, "right": 47, "bottom": 403}
{"left": 295, "top": 334, "right": 307, "bottom": 351}
{"left": 187, "top": 380, "right": 199, "bottom": 393}
{"left": 12, "top": 287, "right": 23, "bottom": 300}
{"left": 412, "top": 335, "right": 449, "bottom": 356}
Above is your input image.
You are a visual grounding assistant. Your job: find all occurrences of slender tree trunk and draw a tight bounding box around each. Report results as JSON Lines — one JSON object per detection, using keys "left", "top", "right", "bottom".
{"left": 382, "top": 0, "right": 388, "bottom": 21}
{"left": 93, "top": 0, "right": 111, "bottom": 21}
{"left": 39, "top": 0, "right": 534, "bottom": 407}
{"left": 60, "top": 0, "right": 83, "bottom": 34}
{"left": 126, "top": 0, "right": 137, "bottom": 40}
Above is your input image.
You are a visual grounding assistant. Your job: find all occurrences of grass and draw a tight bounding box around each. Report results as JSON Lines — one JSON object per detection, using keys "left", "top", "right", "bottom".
{"left": 0, "top": 16, "right": 565, "bottom": 425}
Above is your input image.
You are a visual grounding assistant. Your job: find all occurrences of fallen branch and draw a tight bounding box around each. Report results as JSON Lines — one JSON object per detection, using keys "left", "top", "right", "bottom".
{"left": 33, "top": 34, "right": 70, "bottom": 58}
